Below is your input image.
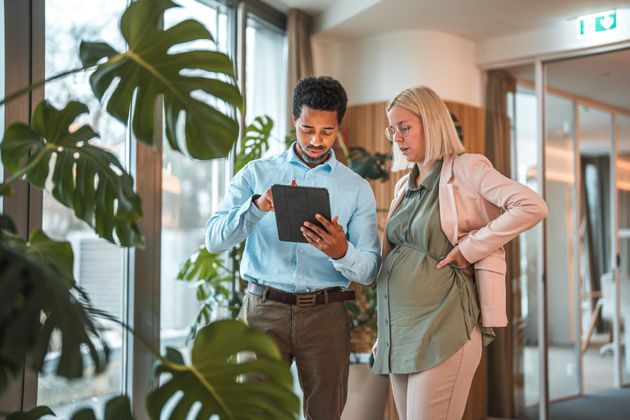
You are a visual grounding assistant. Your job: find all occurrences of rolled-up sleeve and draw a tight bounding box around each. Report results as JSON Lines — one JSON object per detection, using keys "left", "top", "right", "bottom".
{"left": 330, "top": 182, "right": 381, "bottom": 284}
{"left": 205, "top": 164, "right": 266, "bottom": 252}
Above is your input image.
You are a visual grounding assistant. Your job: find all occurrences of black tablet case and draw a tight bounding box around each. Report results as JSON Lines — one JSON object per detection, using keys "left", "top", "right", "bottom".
{"left": 271, "top": 184, "right": 331, "bottom": 243}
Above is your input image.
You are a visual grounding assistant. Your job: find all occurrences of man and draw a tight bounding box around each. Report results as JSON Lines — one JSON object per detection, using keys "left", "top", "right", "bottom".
{"left": 205, "top": 76, "right": 379, "bottom": 420}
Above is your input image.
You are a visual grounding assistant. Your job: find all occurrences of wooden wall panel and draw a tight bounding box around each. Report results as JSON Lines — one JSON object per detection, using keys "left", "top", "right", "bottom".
{"left": 341, "top": 100, "right": 486, "bottom": 420}
{"left": 342, "top": 100, "right": 485, "bottom": 233}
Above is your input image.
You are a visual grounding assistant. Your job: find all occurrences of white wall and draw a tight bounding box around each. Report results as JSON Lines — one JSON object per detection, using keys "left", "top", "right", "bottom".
{"left": 313, "top": 30, "right": 483, "bottom": 107}
{"left": 477, "top": 8, "right": 630, "bottom": 67}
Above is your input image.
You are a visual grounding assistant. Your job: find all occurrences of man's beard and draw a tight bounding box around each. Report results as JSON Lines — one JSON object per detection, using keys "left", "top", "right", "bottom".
{"left": 296, "top": 142, "right": 330, "bottom": 164}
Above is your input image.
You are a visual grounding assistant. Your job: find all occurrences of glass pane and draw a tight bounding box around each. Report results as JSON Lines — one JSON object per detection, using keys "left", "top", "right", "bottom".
{"left": 578, "top": 104, "right": 614, "bottom": 394}
{"left": 617, "top": 113, "right": 630, "bottom": 385}
{"left": 160, "top": 0, "right": 231, "bottom": 353}
{"left": 545, "top": 92, "right": 579, "bottom": 400}
{"left": 512, "top": 83, "right": 541, "bottom": 408}
{"left": 39, "top": 1, "right": 129, "bottom": 416}
{"left": 246, "top": 16, "right": 287, "bottom": 154}
{"left": 1, "top": 0, "right": 4, "bottom": 206}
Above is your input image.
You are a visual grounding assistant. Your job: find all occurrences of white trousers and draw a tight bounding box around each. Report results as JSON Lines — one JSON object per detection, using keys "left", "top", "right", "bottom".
{"left": 389, "top": 326, "right": 482, "bottom": 420}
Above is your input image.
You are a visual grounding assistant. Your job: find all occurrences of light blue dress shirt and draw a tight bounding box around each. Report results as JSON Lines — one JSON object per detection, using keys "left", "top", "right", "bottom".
{"left": 205, "top": 143, "right": 380, "bottom": 293}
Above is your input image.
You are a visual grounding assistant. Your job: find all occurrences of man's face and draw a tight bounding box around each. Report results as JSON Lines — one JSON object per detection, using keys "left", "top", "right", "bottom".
{"left": 292, "top": 105, "right": 339, "bottom": 167}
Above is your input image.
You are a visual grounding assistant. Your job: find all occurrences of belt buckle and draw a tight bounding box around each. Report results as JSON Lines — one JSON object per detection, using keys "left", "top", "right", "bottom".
{"left": 296, "top": 293, "right": 317, "bottom": 308}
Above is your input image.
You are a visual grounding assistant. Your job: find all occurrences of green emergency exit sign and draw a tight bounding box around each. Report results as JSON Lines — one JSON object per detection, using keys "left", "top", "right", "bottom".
{"left": 578, "top": 10, "right": 617, "bottom": 38}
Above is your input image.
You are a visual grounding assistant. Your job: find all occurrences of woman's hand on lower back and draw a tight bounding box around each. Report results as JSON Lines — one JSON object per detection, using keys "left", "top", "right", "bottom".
{"left": 435, "top": 245, "right": 473, "bottom": 276}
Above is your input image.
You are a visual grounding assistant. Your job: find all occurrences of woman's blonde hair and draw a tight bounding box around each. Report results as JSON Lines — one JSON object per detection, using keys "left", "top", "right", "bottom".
{"left": 387, "top": 86, "right": 465, "bottom": 168}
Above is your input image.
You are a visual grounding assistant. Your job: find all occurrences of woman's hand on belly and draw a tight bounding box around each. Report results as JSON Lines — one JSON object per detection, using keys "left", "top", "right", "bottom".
{"left": 436, "top": 245, "right": 473, "bottom": 277}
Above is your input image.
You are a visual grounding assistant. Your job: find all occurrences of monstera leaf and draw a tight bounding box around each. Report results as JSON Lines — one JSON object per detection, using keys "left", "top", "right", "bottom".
{"left": 80, "top": 0, "right": 242, "bottom": 160}
{"left": 235, "top": 115, "right": 273, "bottom": 172}
{"left": 70, "top": 395, "right": 134, "bottom": 420}
{"left": 0, "top": 100, "right": 143, "bottom": 247}
{"left": 6, "top": 405, "right": 55, "bottom": 420}
{"left": 0, "top": 227, "right": 109, "bottom": 393}
{"left": 147, "top": 319, "right": 299, "bottom": 420}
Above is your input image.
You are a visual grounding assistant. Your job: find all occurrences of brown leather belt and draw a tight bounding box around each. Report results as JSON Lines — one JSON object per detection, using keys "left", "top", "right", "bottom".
{"left": 246, "top": 283, "right": 355, "bottom": 308}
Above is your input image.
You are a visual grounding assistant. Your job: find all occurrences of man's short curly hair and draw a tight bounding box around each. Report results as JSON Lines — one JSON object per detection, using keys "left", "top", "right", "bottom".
{"left": 292, "top": 76, "right": 348, "bottom": 124}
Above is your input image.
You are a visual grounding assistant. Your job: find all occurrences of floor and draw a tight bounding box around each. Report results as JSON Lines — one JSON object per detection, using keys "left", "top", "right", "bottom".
{"left": 517, "top": 387, "right": 630, "bottom": 420}
{"left": 524, "top": 344, "right": 622, "bottom": 404}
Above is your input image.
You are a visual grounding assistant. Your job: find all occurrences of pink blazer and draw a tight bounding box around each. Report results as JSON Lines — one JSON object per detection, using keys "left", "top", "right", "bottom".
{"left": 382, "top": 153, "right": 547, "bottom": 327}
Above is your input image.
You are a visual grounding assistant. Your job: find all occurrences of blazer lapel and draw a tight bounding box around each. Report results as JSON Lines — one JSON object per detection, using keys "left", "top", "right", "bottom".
{"left": 439, "top": 155, "right": 459, "bottom": 245}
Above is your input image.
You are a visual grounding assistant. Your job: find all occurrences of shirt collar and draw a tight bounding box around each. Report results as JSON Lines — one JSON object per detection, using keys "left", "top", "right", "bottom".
{"left": 406, "top": 160, "right": 442, "bottom": 193}
{"left": 286, "top": 142, "right": 336, "bottom": 173}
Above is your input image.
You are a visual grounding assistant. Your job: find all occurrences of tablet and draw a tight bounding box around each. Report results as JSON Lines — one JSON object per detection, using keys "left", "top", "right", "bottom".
{"left": 271, "top": 184, "right": 331, "bottom": 243}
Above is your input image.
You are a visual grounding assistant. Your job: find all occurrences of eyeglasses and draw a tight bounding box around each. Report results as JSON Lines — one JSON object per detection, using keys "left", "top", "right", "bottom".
{"left": 384, "top": 124, "right": 411, "bottom": 141}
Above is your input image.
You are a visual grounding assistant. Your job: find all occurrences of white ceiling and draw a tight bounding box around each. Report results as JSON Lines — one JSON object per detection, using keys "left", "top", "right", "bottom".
{"left": 277, "top": 0, "right": 630, "bottom": 40}
{"left": 274, "top": 0, "right": 630, "bottom": 145}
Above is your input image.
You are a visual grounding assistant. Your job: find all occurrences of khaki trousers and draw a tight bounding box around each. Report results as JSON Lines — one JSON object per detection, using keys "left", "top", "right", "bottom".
{"left": 239, "top": 292, "right": 351, "bottom": 420}
{"left": 389, "top": 326, "right": 482, "bottom": 420}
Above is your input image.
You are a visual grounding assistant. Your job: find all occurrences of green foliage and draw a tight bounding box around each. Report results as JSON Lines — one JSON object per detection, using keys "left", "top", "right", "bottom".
{"left": 70, "top": 396, "right": 133, "bottom": 420}
{"left": 80, "top": 0, "right": 242, "bottom": 159}
{"left": 346, "top": 284, "right": 377, "bottom": 334}
{"left": 5, "top": 396, "right": 133, "bottom": 420}
{"left": 147, "top": 319, "right": 300, "bottom": 420}
{"left": 0, "top": 1, "right": 298, "bottom": 418}
{"left": 0, "top": 100, "right": 143, "bottom": 247}
{"left": 0, "top": 225, "right": 109, "bottom": 393}
{"left": 6, "top": 405, "right": 55, "bottom": 420}
{"left": 235, "top": 115, "right": 273, "bottom": 173}
{"left": 176, "top": 246, "right": 233, "bottom": 340}
{"left": 347, "top": 146, "right": 392, "bottom": 182}
{"left": 177, "top": 115, "right": 273, "bottom": 329}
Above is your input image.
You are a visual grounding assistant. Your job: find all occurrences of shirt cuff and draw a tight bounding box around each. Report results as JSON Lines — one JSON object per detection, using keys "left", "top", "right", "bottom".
{"left": 239, "top": 195, "right": 266, "bottom": 223}
{"left": 329, "top": 242, "right": 357, "bottom": 270}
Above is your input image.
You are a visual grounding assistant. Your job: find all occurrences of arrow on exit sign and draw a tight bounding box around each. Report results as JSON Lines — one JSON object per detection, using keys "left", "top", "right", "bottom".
{"left": 578, "top": 10, "right": 617, "bottom": 38}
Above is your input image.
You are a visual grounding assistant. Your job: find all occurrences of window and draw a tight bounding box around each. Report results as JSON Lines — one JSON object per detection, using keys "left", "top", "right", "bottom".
{"left": 160, "top": 0, "right": 232, "bottom": 352}
{"left": 1, "top": 0, "right": 4, "bottom": 202}
{"left": 246, "top": 14, "right": 287, "bottom": 154}
{"left": 8, "top": 0, "right": 288, "bottom": 414}
{"left": 38, "top": 1, "right": 130, "bottom": 416}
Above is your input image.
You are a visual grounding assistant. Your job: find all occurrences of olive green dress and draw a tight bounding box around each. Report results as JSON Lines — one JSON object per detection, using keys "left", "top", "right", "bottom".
{"left": 372, "top": 161, "right": 494, "bottom": 375}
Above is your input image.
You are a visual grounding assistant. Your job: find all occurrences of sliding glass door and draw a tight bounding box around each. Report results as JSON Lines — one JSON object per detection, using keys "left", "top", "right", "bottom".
{"left": 505, "top": 48, "right": 630, "bottom": 418}
{"left": 539, "top": 48, "right": 630, "bottom": 406}
{"left": 615, "top": 113, "right": 630, "bottom": 386}
{"left": 544, "top": 91, "right": 580, "bottom": 401}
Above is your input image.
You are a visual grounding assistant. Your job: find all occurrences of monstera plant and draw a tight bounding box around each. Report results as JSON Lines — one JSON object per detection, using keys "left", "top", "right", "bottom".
{"left": 0, "top": 0, "right": 298, "bottom": 418}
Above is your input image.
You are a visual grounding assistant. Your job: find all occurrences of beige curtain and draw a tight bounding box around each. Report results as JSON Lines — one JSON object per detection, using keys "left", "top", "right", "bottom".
{"left": 484, "top": 70, "right": 520, "bottom": 418}
{"left": 286, "top": 9, "right": 313, "bottom": 131}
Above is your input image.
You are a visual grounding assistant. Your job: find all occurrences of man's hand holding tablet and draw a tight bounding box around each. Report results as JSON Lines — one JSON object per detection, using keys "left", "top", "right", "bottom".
{"left": 301, "top": 214, "right": 348, "bottom": 260}
{"left": 270, "top": 183, "right": 348, "bottom": 259}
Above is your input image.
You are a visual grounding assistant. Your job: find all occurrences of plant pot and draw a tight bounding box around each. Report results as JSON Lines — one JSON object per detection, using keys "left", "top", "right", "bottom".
{"left": 341, "top": 361, "right": 389, "bottom": 420}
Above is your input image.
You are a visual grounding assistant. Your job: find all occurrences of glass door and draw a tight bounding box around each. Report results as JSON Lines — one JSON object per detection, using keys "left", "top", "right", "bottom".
{"left": 577, "top": 104, "right": 615, "bottom": 394}
{"left": 543, "top": 91, "right": 581, "bottom": 401}
{"left": 615, "top": 113, "right": 630, "bottom": 386}
{"left": 509, "top": 80, "right": 543, "bottom": 410}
